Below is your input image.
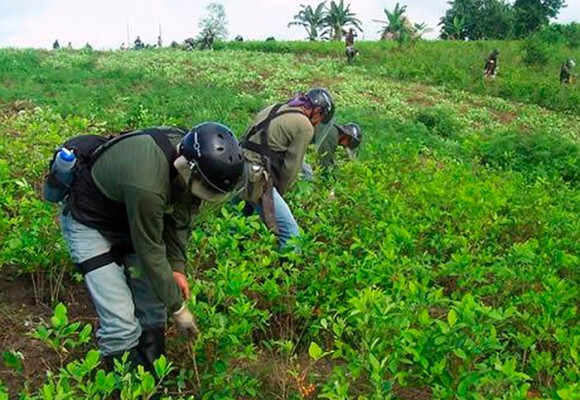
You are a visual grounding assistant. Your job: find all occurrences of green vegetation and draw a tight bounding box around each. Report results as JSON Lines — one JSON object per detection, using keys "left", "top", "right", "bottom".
{"left": 0, "top": 40, "right": 578, "bottom": 399}
{"left": 219, "top": 38, "right": 580, "bottom": 114}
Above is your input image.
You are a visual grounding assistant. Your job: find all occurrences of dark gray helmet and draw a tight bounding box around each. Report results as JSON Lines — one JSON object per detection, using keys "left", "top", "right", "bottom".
{"left": 305, "top": 87, "right": 335, "bottom": 123}
{"left": 337, "top": 123, "right": 362, "bottom": 149}
{"left": 180, "top": 122, "right": 245, "bottom": 193}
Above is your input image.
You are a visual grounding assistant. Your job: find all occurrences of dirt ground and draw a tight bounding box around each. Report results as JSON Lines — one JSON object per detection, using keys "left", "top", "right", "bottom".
{"left": 0, "top": 265, "right": 97, "bottom": 396}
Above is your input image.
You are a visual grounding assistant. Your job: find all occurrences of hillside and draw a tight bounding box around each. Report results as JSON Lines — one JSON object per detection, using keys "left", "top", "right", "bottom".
{"left": 0, "top": 44, "right": 579, "bottom": 399}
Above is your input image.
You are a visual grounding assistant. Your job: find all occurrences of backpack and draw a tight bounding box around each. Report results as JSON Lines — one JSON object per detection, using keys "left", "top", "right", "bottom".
{"left": 43, "top": 129, "right": 178, "bottom": 203}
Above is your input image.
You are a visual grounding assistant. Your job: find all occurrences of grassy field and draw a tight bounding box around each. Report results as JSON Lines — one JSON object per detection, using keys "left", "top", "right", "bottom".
{"left": 0, "top": 42, "right": 579, "bottom": 399}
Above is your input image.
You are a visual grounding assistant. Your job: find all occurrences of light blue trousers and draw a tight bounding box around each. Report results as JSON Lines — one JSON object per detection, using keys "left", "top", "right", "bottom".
{"left": 60, "top": 212, "right": 166, "bottom": 356}
{"left": 252, "top": 187, "right": 300, "bottom": 248}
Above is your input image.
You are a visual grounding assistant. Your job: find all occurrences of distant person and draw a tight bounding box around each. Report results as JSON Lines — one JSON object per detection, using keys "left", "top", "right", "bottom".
{"left": 134, "top": 36, "right": 144, "bottom": 50}
{"left": 157, "top": 35, "right": 163, "bottom": 48}
{"left": 84, "top": 43, "right": 93, "bottom": 51}
{"left": 67, "top": 42, "right": 73, "bottom": 50}
{"left": 344, "top": 28, "right": 357, "bottom": 47}
{"left": 53, "top": 39, "right": 60, "bottom": 50}
{"left": 344, "top": 28, "right": 359, "bottom": 64}
{"left": 345, "top": 46, "right": 359, "bottom": 64}
{"left": 184, "top": 38, "right": 196, "bottom": 51}
{"left": 560, "top": 59, "right": 576, "bottom": 84}
{"left": 484, "top": 49, "right": 499, "bottom": 79}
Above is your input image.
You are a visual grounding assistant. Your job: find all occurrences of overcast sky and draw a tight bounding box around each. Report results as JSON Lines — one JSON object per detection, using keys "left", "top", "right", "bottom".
{"left": 1, "top": 0, "right": 579, "bottom": 49}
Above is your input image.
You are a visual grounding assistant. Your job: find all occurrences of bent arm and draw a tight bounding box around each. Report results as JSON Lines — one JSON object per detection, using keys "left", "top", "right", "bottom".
{"left": 124, "top": 185, "right": 183, "bottom": 313}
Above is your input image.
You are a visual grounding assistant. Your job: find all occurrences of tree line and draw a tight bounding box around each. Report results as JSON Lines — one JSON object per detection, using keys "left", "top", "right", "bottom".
{"left": 440, "top": 0, "right": 567, "bottom": 40}
{"left": 287, "top": 0, "right": 569, "bottom": 42}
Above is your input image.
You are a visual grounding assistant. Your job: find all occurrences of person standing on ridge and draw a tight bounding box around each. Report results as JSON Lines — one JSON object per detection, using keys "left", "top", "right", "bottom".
{"left": 484, "top": 49, "right": 499, "bottom": 79}
{"left": 560, "top": 59, "right": 576, "bottom": 84}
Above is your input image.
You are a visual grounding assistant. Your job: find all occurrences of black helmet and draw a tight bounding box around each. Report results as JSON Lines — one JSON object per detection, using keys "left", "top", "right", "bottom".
{"left": 305, "top": 87, "right": 335, "bottom": 123}
{"left": 338, "top": 123, "right": 362, "bottom": 149}
{"left": 179, "top": 122, "right": 245, "bottom": 193}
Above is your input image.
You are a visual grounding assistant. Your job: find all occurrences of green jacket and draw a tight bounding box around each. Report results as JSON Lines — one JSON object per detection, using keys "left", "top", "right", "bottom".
{"left": 91, "top": 128, "right": 198, "bottom": 313}
{"left": 242, "top": 104, "right": 314, "bottom": 201}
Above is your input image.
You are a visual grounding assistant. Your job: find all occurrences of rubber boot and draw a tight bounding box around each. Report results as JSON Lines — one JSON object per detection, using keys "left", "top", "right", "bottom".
{"left": 137, "top": 327, "right": 166, "bottom": 373}
{"left": 102, "top": 346, "right": 145, "bottom": 372}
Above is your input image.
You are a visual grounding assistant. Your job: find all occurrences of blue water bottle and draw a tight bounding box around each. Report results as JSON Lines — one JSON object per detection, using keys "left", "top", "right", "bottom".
{"left": 43, "top": 148, "right": 77, "bottom": 202}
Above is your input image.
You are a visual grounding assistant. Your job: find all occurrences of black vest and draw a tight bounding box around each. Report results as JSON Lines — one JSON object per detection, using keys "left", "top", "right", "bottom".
{"left": 67, "top": 128, "right": 183, "bottom": 245}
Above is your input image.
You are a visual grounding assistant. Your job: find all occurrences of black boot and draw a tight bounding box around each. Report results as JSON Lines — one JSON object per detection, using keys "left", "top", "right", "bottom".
{"left": 137, "top": 327, "right": 166, "bottom": 373}
{"left": 102, "top": 346, "right": 145, "bottom": 372}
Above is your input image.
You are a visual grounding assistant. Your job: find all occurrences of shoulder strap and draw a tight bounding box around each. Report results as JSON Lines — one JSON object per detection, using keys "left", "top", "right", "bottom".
{"left": 241, "top": 104, "right": 305, "bottom": 161}
{"left": 89, "top": 128, "right": 182, "bottom": 180}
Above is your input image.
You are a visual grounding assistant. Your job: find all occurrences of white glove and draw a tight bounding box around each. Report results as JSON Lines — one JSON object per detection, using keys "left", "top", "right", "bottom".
{"left": 173, "top": 303, "right": 198, "bottom": 338}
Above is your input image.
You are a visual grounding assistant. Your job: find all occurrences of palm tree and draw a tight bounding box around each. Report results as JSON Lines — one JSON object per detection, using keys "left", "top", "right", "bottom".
{"left": 323, "top": 0, "right": 363, "bottom": 41}
{"left": 449, "top": 16, "right": 466, "bottom": 40}
{"left": 288, "top": 2, "right": 328, "bottom": 41}
{"left": 412, "top": 22, "right": 433, "bottom": 41}
{"left": 374, "top": 3, "right": 408, "bottom": 41}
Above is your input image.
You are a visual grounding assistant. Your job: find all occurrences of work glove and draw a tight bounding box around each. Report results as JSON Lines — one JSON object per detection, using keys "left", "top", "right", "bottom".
{"left": 173, "top": 303, "right": 199, "bottom": 338}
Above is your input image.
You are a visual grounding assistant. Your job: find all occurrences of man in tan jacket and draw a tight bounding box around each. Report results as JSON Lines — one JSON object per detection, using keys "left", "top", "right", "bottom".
{"left": 241, "top": 88, "right": 335, "bottom": 248}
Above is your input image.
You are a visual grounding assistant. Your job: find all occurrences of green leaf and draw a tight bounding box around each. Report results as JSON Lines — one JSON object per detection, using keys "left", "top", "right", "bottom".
{"left": 84, "top": 350, "right": 101, "bottom": 370}
{"left": 418, "top": 308, "right": 431, "bottom": 325}
{"left": 51, "top": 303, "right": 68, "bottom": 327}
{"left": 369, "top": 353, "right": 380, "bottom": 371}
{"left": 2, "top": 351, "right": 23, "bottom": 373}
{"left": 140, "top": 373, "right": 156, "bottom": 394}
{"left": 79, "top": 324, "right": 93, "bottom": 342}
{"left": 308, "top": 342, "right": 323, "bottom": 360}
{"left": 214, "top": 359, "right": 226, "bottom": 373}
{"left": 154, "top": 355, "right": 169, "bottom": 379}
{"left": 447, "top": 309, "right": 458, "bottom": 327}
{"left": 453, "top": 348, "right": 467, "bottom": 360}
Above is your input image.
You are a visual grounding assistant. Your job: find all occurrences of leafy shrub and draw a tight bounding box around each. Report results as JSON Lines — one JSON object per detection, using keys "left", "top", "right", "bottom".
{"left": 536, "top": 22, "right": 580, "bottom": 49}
{"left": 415, "top": 106, "right": 462, "bottom": 139}
{"left": 522, "top": 36, "right": 550, "bottom": 67}
{"left": 477, "top": 128, "right": 580, "bottom": 184}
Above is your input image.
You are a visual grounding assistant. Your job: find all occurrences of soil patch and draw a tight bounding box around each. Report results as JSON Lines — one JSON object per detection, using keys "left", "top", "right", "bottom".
{"left": 0, "top": 266, "right": 97, "bottom": 397}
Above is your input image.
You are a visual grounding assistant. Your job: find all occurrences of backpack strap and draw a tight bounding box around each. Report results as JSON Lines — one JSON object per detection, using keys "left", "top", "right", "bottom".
{"left": 89, "top": 128, "right": 182, "bottom": 180}
{"left": 241, "top": 104, "right": 305, "bottom": 165}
